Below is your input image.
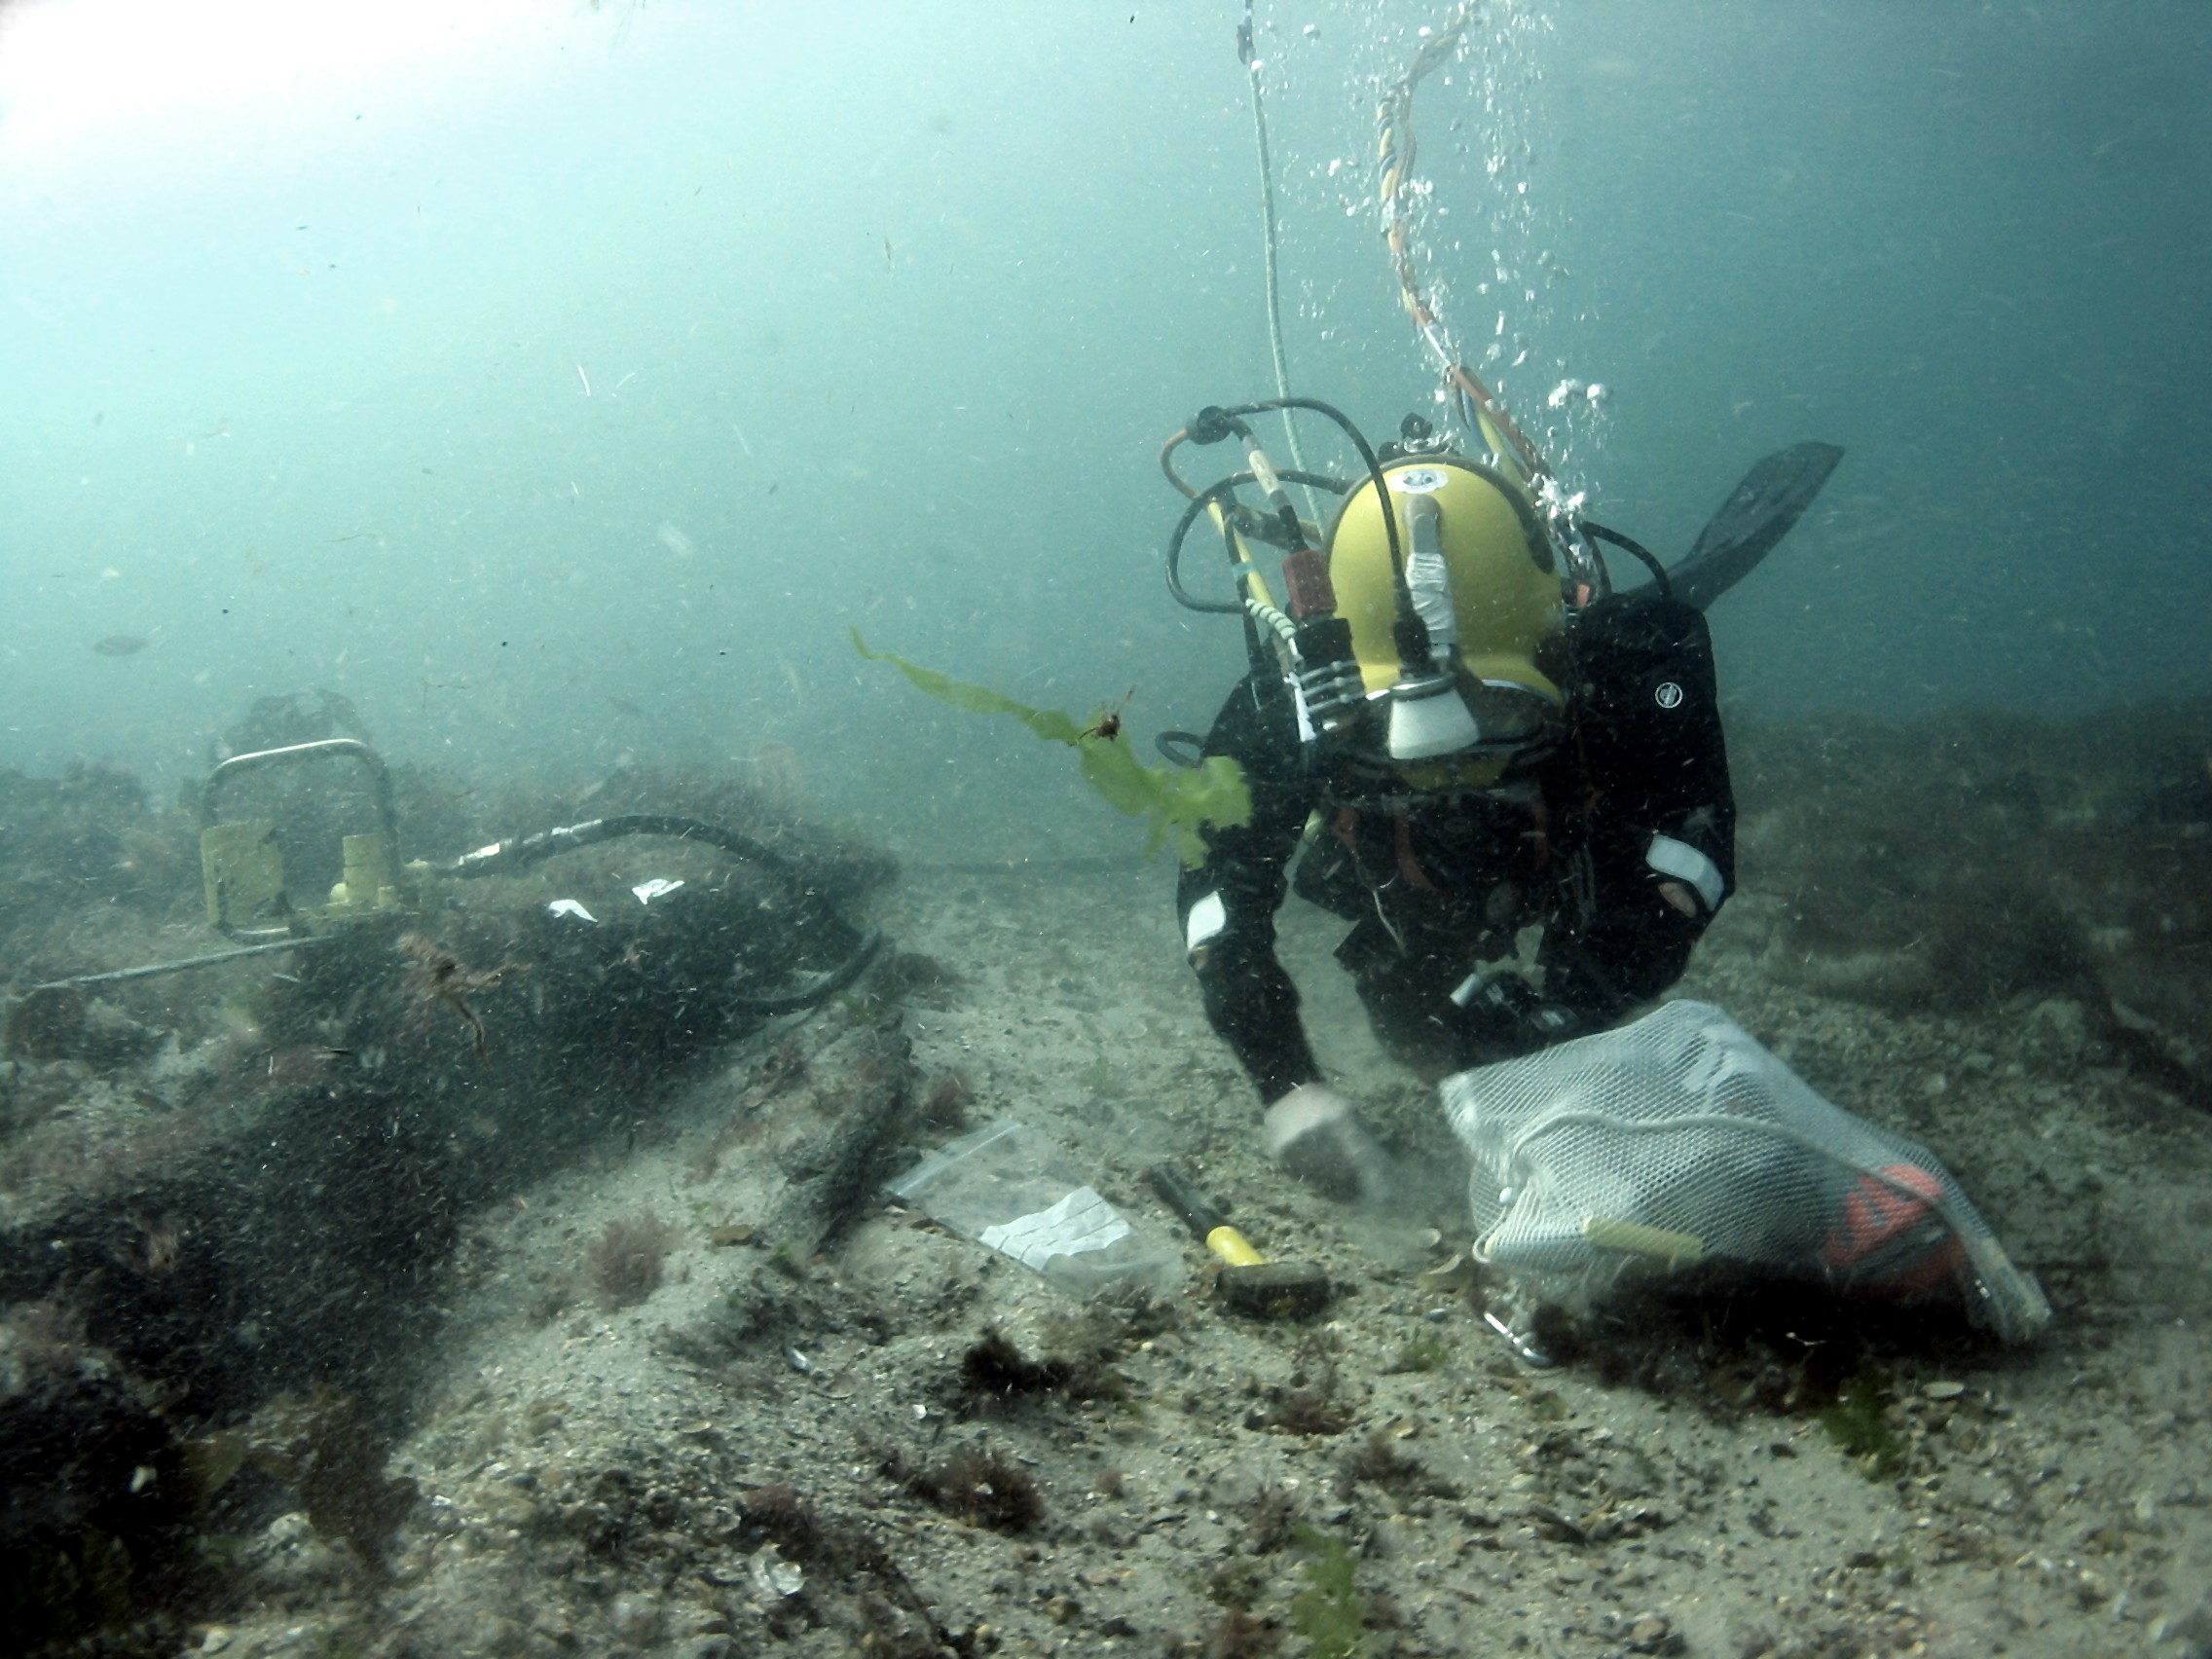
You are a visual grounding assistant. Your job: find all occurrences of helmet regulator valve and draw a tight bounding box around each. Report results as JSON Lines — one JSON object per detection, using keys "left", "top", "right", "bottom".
{"left": 1279, "top": 548, "right": 1335, "bottom": 619}
{"left": 1278, "top": 549, "right": 1364, "bottom": 736}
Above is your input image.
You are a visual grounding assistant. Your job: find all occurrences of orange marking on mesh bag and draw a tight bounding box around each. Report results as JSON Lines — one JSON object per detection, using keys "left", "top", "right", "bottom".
{"left": 1823, "top": 1162, "right": 1967, "bottom": 1295}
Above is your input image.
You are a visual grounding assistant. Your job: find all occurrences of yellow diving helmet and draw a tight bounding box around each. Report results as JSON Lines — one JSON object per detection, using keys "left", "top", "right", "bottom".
{"left": 1322, "top": 457, "right": 1566, "bottom": 772}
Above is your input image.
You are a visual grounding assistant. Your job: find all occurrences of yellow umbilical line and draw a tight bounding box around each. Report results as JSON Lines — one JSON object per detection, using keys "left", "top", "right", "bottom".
{"left": 1375, "top": 3, "right": 1550, "bottom": 485}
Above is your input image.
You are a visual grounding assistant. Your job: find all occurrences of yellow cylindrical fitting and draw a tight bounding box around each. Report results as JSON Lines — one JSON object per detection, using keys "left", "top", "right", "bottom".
{"left": 1204, "top": 1226, "right": 1267, "bottom": 1269}
{"left": 341, "top": 833, "right": 395, "bottom": 911}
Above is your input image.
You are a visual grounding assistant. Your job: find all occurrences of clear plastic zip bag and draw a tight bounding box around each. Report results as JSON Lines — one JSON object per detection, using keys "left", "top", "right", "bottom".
{"left": 885, "top": 1119, "right": 1182, "bottom": 1297}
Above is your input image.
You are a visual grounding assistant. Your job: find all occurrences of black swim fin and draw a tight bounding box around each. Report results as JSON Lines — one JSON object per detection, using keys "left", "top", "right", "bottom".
{"left": 1670, "top": 441, "right": 1844, "bottom": 612}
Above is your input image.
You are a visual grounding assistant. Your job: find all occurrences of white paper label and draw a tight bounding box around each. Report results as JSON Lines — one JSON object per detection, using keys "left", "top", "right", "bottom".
{"left": 976, "top": 1187, "right": 1131, "bottom": 1272}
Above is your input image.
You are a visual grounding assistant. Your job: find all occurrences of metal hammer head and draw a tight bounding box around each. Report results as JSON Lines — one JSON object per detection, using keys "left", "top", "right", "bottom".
{"left": 1148, "top": 1163, "right": 1332, "bottom": 1319}
{"left": 1214, "top": 1257, "right": 1333, "bottom": 1319}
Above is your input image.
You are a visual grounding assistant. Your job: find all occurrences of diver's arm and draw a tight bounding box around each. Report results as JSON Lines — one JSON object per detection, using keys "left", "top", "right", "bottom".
{"left": 1538, "top": 827, "right": 1723, "bottom": 1023}
{"left": 1176, "top": 675, "right": 1323, "bottom": 1102}
{"left": 1455, "top": 591, "right": 1734, "bottom": 1059}
{"left": 1541, "top": 589, "right": 1735, "bottom": 1024}
{"left": 1459, "top": 814, "right": 1728, "bottom": 1062}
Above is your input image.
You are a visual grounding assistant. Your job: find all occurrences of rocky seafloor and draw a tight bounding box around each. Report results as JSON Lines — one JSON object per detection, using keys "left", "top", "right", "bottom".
{"left": 3, "top": 700, "right": 2210, "bottom": 1659}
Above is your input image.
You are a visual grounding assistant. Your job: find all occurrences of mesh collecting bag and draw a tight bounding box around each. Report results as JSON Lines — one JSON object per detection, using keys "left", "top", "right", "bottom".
{"left": 1440, "top": 1001, "right": 2051, "bottom": 1343}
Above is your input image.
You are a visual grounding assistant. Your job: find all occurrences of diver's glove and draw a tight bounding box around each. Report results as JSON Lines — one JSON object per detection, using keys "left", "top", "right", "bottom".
{"left": 1451, "top": 972, "right": 1584, "bottom": 1068}
{"left": 1262, "top": 1084, "right": 1393, "bottom": 1204}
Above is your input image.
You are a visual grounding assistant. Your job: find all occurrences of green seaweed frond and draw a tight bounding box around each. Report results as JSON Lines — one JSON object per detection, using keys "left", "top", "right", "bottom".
{"left": 852, "top": 630, "right": 1250, "bottom": 866}
{"left": 1288, "top": 1526, "right": 1369, "bottom": 1659}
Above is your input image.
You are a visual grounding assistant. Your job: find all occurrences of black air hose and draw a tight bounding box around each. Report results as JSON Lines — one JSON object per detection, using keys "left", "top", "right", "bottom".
{"left": 448, "top": 814, "right": 882, "bottom": 1014}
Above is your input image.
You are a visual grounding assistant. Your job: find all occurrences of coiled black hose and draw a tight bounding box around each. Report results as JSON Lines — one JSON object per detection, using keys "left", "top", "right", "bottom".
{"left": 450, "top": 813, "right": 883, "bottom": 1015}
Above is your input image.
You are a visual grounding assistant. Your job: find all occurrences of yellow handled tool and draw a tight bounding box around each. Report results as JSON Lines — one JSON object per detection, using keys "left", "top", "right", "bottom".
{"left": 1147, "top": 1162, "right": 1331, "bottom": 1318}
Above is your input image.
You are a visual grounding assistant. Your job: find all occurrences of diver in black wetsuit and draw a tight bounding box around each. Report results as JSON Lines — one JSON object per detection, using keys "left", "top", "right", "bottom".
{"left": 1161, "top": 402, "right": 1837, "bottom": 1194}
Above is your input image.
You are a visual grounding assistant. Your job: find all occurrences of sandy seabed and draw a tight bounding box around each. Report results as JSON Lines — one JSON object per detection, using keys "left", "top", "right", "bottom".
{"left": 158, "top": 856, "right": 2207, "bottom": 1659}
{"left": 7, "top": 701, "right": 2212, "bottom": 1659}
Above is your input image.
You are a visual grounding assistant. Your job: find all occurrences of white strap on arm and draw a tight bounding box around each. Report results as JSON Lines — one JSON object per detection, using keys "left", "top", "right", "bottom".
{"left": 1646, "top": 832, "right": 1725, "bottom": 914}
{"left": 1184, "top": 891, "right": 1228, "bottom": 958}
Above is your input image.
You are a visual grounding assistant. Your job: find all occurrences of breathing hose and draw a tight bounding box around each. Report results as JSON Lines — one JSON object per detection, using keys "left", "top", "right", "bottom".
{"left": 449, "top": 813, "right": 882, "bottom": 1014}
{"left": 447, "top": 813, "right": 792, "bottom": 879}
{"left": 1164, "top": 468, "right": 1347, "bottom": 614}
{"left": 19, "top": 816, "right": 880, "bottom": 1017}
{"left": 1580, "top": 521, "right": 1675, "bottom": 599}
